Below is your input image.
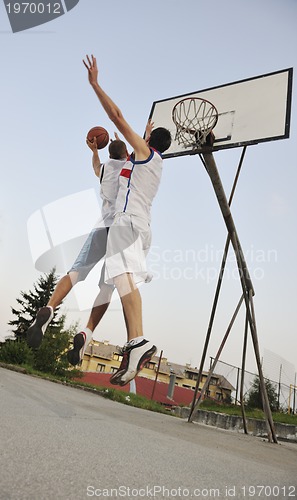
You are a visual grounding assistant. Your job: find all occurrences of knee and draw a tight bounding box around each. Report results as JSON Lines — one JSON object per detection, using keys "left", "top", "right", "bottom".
{"left": 66, "top": 271, "right": 79, "bottom": 286}
{"left": 98, "top": 284, "right": 114, "bottom": 304}
{"left": 113, "top": 273, "right": 136, "bottom": 297}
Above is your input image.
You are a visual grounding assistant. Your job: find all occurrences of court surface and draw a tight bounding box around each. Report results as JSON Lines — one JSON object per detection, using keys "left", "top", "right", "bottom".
{"left": 1, "top": 367, "right": 296, "bottom": 500}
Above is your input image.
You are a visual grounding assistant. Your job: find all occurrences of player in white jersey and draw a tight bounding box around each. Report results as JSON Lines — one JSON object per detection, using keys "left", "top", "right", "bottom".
{"left": 26, "top": 136, "right": 128, "bottom": 352}
{"left": 82, "top": 54, "right": 172, "bottom": 385}
{"left": 104, "top": 148, "right": 162, "bottom": 285}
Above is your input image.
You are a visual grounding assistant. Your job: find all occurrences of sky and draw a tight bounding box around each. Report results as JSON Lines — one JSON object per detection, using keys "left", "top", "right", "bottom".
{"left": 0, "top": 0, "right": 296, "bottom": 383}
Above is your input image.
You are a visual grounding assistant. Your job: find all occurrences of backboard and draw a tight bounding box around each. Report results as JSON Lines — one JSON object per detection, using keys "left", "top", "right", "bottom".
{"left": 148, "top": 68, "right": 293, "bottom": 158}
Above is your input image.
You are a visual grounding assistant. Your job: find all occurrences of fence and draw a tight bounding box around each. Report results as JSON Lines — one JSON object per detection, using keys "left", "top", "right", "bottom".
{"left": 210, "top": 353, "right": 297, "bottom": 413}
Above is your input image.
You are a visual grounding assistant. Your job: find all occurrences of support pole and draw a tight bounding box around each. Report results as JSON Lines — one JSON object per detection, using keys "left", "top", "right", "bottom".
{"left": 188, "top": 148, "right": 247, "bottom": 420}
{"left": 235, "top": 367, "right": 240, "bottom": 405}
{"left": 240, "top": 310, "right": 249, "bottom": 434}
{"left": 278, "top": 364, "right": 282, "bottom": 410}
{"left": 293, "top": 373, "right": 297, "bottom": 415}
{"left": 249, "top": 293, "right": 277, "bottom": 442}
{"left": 189, "top": 294, "right": 244, "bottom": 417}
{"left": 202, "top": 152, "right": 254, "bottom": 295}
{"left": 151, "top": 350, "right": 163, "bottom": 401}
{"left": 190, "top": 151, "right": 277, "bottom": 443}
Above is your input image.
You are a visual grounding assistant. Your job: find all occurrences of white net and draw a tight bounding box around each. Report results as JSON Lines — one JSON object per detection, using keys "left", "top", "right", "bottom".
{"left": 172, "top": 97, "right": 218, "bottom": 149}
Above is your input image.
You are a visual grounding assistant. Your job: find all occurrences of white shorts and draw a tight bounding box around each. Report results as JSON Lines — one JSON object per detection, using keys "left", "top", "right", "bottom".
{"left": 104, "top": 213, "right": 152, "bottom": 285}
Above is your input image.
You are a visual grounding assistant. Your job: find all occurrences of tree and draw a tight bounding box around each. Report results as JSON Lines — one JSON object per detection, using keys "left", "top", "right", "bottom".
{"left": 246, "top": 376, "right": 279, "bottom": 412}
{"left": 8, "top": 269, "right": 63, "bottom": 340}
{"left": 1, "top": 269, "right": 78, "bottom": 376}
{"left": 33, "top": 320, "right": 78, "bottom": 376}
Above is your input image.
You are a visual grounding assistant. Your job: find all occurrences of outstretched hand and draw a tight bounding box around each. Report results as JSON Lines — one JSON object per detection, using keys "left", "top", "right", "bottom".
{"left": 145, "top": 119, "right": 154, "bottom": 143}
{"left": 110, "top": 132, "right": 121, "bottom": 143}
{"left": 83, "top": 54, "right": 98, "bottom": 86}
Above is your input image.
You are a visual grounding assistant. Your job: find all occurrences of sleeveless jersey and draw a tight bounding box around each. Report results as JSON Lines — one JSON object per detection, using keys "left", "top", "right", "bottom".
{"left": 100, "top": 158, "right": 126, "bottom": 226}
{"left": 115, "top": 148, "right": 163, "bottom": 221}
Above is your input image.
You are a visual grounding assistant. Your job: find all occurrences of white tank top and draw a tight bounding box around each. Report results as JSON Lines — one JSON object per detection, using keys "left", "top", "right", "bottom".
{"left": 100, "top": 158, "right": 126, "bottom": 226}
{"left": 115, "top": 148, "right": 163, "bottom": 221}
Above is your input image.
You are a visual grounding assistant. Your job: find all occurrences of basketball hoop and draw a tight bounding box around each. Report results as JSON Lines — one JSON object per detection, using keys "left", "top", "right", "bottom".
{"left": 172, "top": 97, "right": 218, "bottom": 149}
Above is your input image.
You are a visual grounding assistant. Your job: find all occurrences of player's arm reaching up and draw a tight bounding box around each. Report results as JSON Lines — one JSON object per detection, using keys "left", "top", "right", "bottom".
{"left": 83, "top": 54, "right": 150, "bottom": 161}
{"left": 86, "top": 136, "right": 102, "bottom": 177}
{"left": 145, "top": 119, "right": 154, "bottom": 143}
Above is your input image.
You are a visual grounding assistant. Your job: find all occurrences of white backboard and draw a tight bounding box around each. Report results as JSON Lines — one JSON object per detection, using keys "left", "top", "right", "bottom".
{"left": 148, "top": 68, "right": 293, "bottom": 158}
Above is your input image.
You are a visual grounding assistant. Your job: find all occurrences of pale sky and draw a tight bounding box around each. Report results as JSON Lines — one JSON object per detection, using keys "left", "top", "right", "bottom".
{"left": 0, "top": 0, "right": 296, "bottom": 381}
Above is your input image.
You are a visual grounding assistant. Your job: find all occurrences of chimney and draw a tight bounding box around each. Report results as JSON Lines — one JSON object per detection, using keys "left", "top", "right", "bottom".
{"left": 167, "top": 369, "right": 176, "bottom": 399}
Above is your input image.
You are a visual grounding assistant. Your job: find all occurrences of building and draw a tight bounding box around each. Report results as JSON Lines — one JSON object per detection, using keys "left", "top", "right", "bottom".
{"left": 80, "top": 339, "right": 234, "bottom": 405}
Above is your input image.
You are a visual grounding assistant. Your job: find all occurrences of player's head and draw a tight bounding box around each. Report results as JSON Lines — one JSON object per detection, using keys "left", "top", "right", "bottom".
{"left": 148, "top": 127, "right": 172, "bottom": 153}
{"left": 109, "top": 139, "right": 128, "bottom": 160}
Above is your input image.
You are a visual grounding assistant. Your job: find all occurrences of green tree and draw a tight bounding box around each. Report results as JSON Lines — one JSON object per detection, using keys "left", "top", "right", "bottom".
{"left": 246, "top": 376, "right": 279, "bottom": 412}
{"left": 8, "top": 269, "right": 62, "bottom": 340}
{"left": 1, "top": 269, "right": 78, "bottom": 376}
{"left": 33, "top": 320, "right": 78, "bottom": 376}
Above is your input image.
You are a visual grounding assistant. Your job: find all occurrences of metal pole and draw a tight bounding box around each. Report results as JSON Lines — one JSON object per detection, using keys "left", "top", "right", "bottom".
{"left": 201, "top": 152, "right": 277, "bottom": 443}
{"left": 288, "top": 385, "right": 292, "bottom": 414}
{"left": 235, "top": 366, "right": 240, "bottom": 405}
{"left": 202, "top": 153, "right": 254, "bottom": 294}
{"left": 188, "top": 148, "right": 247, "bottom": 421}
{"left": 278, "top": 364, "right": 282, "bottom": 410}
{"left": 188, "top": 294, "right": 244, "bottom": 420}
{"left": 151, "top": 349, "right": 163, "bottom": 400}
{"left": 249, "top": 292, "right": 277, "bottom": 442}
{"left": 240, "top": 310, "right": 249, "bottom": 434}
{"left": 293, "top": 373, "right": 297, "bottom": 414}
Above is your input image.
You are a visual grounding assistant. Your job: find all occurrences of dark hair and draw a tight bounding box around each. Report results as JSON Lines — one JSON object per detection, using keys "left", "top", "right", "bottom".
{"left": 108, "top": 140, "right": 127, "bottom": 159}
{"left": 148, "top": 127, "right": 172, "bottom": 153}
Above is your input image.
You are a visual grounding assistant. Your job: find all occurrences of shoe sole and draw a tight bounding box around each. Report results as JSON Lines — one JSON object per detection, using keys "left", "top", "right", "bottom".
{"left": 110, "top": 369, "right": 127, "bottom": 385}
{"left": 67, "top": 333, "right": 85, "bottom": 366}
{"left": 118, "top": 345, "right": 157, "bottom": 386}
{"left": 26, "top": 308, "right": 52, "bottom": 348}
{"left": 110, "top": 355, "right": 128, "bottom": 385}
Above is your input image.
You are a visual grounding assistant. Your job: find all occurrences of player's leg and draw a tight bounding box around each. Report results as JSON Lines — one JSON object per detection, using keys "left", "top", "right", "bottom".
{"left": 47, "top": 272, "right": 79, "bottom": 309}
{"left": 114, "top": 272, "right": 143, "bottom": 341}
{"left": 27, "top": 228, "right": 108, "bottom": 349}
{"left": 67, "top": 264, "right": 114, "bottom": 366}
{"left": 110, "top": 272, "right": 156, "bottom": 386}
{"left": 103, "top": 214, "right": 157, "bottom": 385}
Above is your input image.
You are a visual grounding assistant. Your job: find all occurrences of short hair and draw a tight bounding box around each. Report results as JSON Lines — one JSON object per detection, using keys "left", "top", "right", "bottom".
{"left": 108, "top": 140, "right": 127, "bottom": 159}
{"left": 148, "top": 127, "right": 172, "bottom": 153}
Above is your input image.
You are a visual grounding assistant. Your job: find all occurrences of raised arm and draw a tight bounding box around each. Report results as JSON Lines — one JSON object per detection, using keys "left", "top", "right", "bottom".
{"left": 83, "top": 55, "right": 150, "bottom": 160}
{"left": 145, "top": 119, "right": 154, "bottom": 143}
{"left": 86, "top": 137, "right": 101, "bottom": 178}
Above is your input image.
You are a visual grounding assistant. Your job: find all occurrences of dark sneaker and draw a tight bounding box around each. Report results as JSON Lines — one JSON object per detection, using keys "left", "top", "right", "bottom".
{"left": 26, "top": 306, "right": 53, "bottom": 348}
{"left": 110, "top": 340, "right": 157, "bottom": 386}
{"left": 67, "top": 330, "right": 91, "bottom": 366}
{"left": 109, "top": 348, "right": 130, "bottom": 386}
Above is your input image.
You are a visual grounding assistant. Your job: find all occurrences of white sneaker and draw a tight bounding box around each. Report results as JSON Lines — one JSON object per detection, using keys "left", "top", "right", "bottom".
{"left": 110, "top": 339, "right": 157, "bottom": 386}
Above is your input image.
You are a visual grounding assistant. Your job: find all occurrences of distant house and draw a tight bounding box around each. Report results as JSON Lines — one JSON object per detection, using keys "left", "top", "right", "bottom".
{"left": 80, "top": 339, "right": 235, "bottom": 406}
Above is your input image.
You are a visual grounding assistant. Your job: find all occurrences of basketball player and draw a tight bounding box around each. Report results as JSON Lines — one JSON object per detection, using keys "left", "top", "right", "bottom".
{"left": 26, "top": 135, "right": 128, "bottom": 352}
{"left": 27, "top": 122, "right": 154, "bottom": 363}
{"left": 81, "top": 54, "right": 172, "bottom": 386}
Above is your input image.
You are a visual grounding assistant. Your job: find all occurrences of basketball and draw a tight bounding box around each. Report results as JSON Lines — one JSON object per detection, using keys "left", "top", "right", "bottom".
{"left": 87, "top": 126, "right": 109, "bottom": 149}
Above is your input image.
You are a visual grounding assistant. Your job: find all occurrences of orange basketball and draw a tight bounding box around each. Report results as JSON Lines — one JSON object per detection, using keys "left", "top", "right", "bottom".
{"left": 87, "top": 126, "right": 109, "bottom": 149}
